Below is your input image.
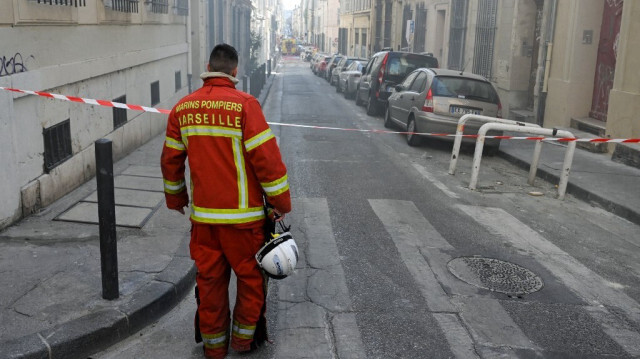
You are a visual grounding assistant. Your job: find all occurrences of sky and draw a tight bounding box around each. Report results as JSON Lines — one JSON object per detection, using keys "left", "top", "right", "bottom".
{"left": 282, "top": 0, "right": 300, "bottom": 10}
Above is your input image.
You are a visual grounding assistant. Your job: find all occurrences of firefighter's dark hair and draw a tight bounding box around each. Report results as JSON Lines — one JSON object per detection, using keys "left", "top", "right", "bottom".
{"left": 209, "top": 44, "right": 239, "bottom": 75}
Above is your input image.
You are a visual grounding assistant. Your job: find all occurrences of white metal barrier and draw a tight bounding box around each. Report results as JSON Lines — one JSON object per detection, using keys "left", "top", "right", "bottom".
{"left": 448, "top": 114, "right": 542, "bottom": 176}
{"left": 469, "top": 123, "right": 576, "bottom": 200}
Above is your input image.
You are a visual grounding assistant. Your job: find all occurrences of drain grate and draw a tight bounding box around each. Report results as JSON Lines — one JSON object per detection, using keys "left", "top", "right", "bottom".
{"left": 447, "top": 257, "right": 543, "bottom": 296}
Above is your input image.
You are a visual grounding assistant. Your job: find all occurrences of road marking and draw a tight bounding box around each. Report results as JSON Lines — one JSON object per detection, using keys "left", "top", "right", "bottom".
{"left": 275, "top": 198, "right": 367, "bottom": 358}
{"left": 433, "top": 313, "right": 480, "bottom": 359}
{"left": 411, "top": 163, "right": 460, "bottom": 199}
{"left": 369, "top": 199, "right": 539, "bottom": 355}
{"left": 458, "top": 205, "right": 640, "bottom": 357}
{"left": 368, "top": 199, "right": 476, "bottom": 358}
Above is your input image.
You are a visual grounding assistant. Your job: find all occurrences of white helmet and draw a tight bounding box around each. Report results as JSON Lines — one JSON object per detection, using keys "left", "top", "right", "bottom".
{"left": 255, "top": 232, "right": 299, "bottom": 279}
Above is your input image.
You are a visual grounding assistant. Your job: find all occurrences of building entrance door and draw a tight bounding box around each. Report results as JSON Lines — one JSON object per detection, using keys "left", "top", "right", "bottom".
{"left": 590, "top": 0, "right": 624, "bottom": 122}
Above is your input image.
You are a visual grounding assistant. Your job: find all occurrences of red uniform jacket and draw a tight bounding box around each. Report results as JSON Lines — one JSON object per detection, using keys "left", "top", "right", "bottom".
{"left": 161, "top": 72, "right": 291, "bottom": 227}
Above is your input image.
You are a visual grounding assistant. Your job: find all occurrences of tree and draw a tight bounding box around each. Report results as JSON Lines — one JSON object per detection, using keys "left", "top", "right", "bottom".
{"left": 247, "top": 30, "right": 263, "bottom": 74}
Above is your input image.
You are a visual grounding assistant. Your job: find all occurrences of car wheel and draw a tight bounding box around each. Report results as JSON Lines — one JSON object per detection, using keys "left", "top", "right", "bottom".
{"left": 366, "top": 94, "right": 378, "bottom": 116}
{"left": 406, "top": 116, "right": 423, "bottom": 147}
{"left": 355, "top": 87, "right": 363, "bottom": 106}
{"left": 384, "top": 106, "right": 393, "bottom": 128}
{"left": 336, "top": 80, "right": 342, "bottom": 93}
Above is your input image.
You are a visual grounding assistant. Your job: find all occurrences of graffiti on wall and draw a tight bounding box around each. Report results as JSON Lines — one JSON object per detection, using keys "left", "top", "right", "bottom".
{"left": 0, "top": 53, "right": 35, "bottom": 77}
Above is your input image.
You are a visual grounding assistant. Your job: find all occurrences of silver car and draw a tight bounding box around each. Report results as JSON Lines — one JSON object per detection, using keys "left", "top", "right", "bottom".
{"left": 385, "top": 68, "right": 503, "bottom": 150}
{"left": 338, "top": 61, "right": 366, "bottom": 99}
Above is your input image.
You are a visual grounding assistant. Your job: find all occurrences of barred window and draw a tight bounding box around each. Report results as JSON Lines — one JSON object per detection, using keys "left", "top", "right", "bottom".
{"left": 472, "top": 0, "right": 498, "bottom": 79}
{"left": 43, "top": 119, "right": 72, "bottom": 172}
{"left": 150, "top": 81, "right": 160, "bottom": 106}
{"left": 113, "top": 95, "right": 127, "bottom": 129}
{"left": 104, "top": 0, "right": 139, "bottom": 13}
{"left": 31, "top": 0, "right": 86, "bottom": 7}
{"left": 175, "top": 71, "right": 181, "bottom": 92}
{"left": 175, "top": 0, "right": 188, "bottom": 16}
{"left": 448, "top": 0, "right": 468, "bottom": 71}
{"left": 147, "top": 0, "right": 168, "bottom": 14}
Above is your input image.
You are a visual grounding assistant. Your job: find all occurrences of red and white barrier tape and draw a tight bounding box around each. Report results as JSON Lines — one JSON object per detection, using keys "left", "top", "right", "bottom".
{"left": 2, "top": 86, "right": 639, "bottom": 144}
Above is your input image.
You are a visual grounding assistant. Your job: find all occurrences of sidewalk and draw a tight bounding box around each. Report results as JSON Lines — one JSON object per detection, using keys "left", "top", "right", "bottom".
{"left": 498, "top": 136, "right": 640, "bottom": 226}
{"left": 0, "top": 70, "right": 278, "bottom": 359}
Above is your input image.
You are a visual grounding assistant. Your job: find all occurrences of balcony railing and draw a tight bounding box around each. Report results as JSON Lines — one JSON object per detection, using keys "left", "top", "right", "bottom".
{"left": 32, "top": 0, "right": 86, "bottom": 7}
{"left": 105, "top": 0, "right": 139, "bottom": 13}
{"left": 146, "top": 0, "right": 168, "bottom": 14}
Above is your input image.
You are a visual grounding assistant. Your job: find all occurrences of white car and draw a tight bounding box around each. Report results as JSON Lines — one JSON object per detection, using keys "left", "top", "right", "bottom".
{"left": 338, "top": 61, "right": 366, "bottom": 99}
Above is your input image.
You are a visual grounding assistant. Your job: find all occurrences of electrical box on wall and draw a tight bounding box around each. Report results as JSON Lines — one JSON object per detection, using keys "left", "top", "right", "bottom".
{"left": 583, "top": 30, "right": 593, "bottom": 44}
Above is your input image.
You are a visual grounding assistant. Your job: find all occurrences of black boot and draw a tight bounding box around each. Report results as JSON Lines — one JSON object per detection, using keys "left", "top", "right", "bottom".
{"left": 194, "top": 285, "right": 202, "bottom": 343}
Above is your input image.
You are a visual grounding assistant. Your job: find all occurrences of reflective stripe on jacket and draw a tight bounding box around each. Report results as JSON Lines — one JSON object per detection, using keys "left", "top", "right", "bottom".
{"left": 161, "top": 73, "right": 291, "bottom": 226}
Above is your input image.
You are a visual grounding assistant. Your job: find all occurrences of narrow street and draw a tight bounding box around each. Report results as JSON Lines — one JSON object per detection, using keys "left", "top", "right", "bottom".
{"left": 92, "top": 57, "right": 640, "bottom": 359}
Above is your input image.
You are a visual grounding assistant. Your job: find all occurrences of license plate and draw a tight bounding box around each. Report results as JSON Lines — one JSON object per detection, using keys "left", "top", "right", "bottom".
{"left": 450, "top": 106, "right": 481, "bottom": 115}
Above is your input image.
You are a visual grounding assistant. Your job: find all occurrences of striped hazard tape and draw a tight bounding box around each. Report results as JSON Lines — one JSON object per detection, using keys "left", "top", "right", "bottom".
{"left": 2, "top": 86, "right": 639, "bottom": 144}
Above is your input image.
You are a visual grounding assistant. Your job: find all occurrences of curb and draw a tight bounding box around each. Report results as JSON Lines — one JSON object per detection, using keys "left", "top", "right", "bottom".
{"left": 498, "top": 150, "right": 640, "bottom": 227}
{"left": 258, "top": 59, "right": 279, "bottom": 106}
{"left": 0, "top": 235, "right": 196, "bottom": 359}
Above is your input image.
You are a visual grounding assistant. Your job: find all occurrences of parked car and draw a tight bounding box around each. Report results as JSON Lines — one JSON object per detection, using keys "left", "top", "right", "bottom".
{"left": 355, "top": 51, "right": 439, "bottom": 116}
{"left": 331, "top": 57, "right": 367, "bottom": 87}
{"left": 315, "top": 56, "right": 332, "bottom": 76}
{"left": 324, "top": 54, "right": 343, "bottom": 81}
{"left": 338, "top": 60, "right": 366, "bottom": 99}
{"left": 310, "top": 53, "right": 325, "bottom": 71}
{"left": 385, "top": 68, "right": 503, "bottom": 150}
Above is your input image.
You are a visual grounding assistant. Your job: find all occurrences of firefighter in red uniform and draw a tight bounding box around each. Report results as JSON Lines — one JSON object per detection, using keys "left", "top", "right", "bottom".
{"left": 161, "top": 44, "right": 291, "bottom": 359}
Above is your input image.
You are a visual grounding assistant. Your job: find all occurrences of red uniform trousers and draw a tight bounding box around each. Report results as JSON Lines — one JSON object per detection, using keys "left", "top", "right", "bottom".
{"left": 190, "top": 223, "right": 266, "bottom": 359}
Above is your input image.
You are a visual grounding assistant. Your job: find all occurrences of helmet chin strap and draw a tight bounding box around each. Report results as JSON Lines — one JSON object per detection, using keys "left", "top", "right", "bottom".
{"left": 277, "top": 220, "right": 291, "bottom": 233}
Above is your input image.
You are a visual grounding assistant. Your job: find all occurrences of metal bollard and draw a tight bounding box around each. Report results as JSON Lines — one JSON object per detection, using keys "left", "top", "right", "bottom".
{"left": 267, "top": 59, "right": 272, "bottom": 77}
{"left": 95, "top": 139, "right": 119, "bottom": 300}
{"left": 242, "top": 75, "right": 248, "bottom": 93}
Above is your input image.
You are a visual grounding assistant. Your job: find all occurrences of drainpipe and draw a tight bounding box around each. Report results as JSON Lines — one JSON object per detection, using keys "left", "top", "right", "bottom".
{"left": 537, "top": 0, "right": 558, "bottom": 126}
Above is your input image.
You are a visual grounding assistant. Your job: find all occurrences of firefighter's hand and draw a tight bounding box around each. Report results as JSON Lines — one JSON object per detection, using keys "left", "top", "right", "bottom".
{"left": 273, "top": 209, "right": 285, "bottom": 222}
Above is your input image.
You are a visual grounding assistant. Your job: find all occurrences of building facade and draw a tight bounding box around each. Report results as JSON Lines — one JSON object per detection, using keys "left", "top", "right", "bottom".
{"left": 339, "top": 0, "right": 372, "bottom": 58}
{"left": 0, "top": 0, "right": 251, "bottom": 229}
{"left": 251, "top": 0, "right": 281, "bottom": 66}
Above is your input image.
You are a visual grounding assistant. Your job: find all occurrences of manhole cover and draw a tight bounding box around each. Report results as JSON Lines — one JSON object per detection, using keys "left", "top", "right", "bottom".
{"left": 447, "top": 257, "right": 543, "bottom": 296}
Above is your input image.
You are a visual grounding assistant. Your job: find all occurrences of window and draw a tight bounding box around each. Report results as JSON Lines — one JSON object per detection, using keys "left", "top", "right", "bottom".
{"left": 401, "top": 72, "right": 419, "bottom": 88}
{"left": 383, "top": 1, "right": 393, "bottom": 47}
{"left": 104, "top": 0, "right": 139, "bottom": 13}
{"left": 430, "top": 77, "right": 499, "bottom": 104}
{"left": 414, "top": 4, "right": 427, "bottom": 53}
{"left": 150, "top": 81, "right": 160, "bottom": 106}
{"left": 113, "top": 95, "right": 127, "bottom": 129}
{"left": 175, "top": 0, "right": 188, "bottom": 16}
{"left": 448, "top": 0, "right": 469, "bottom": 71}
{"left": 401, "top": 5, "right": 413, "bottom": 49}
{"left": 175, "top": 71, "right": 181, "bottom": 92}
{"left": 409, "top": 72, "right": 428, "bottom": 92}
{"left": 43, "top": 119, "right": 72, "bottom": 172}
{"left": 472, "top": 0, "right": 498, "bottom": 78}
{"left": 31, "top": 0, "right": 86, "bottom": 7}
{"left": 148, "top": 0, "right": 168, "bottom": 14}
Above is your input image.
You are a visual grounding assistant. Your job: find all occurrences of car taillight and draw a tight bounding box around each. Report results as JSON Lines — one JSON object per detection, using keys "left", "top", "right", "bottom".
{"left": 376, "top": 54, "right": 389, "bottom": 97}
{"left": 422, "top": 88, "right": 434, "bottom": 112}
{"left": 497, "top": 101, "right": 503, "bottom": 118}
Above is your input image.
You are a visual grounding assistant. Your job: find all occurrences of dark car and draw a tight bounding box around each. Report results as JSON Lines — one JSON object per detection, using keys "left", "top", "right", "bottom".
{"left": 324, "top": 54, "right": 343, "bottom": 81}
{"left": 355, "top": 51, "right": 439, "bottom": 116}
{"left": 331, "top": 57, "right": 367, "bottom": 87}
{"left": 385, "top": 68, "right": 503, "bottom": 150}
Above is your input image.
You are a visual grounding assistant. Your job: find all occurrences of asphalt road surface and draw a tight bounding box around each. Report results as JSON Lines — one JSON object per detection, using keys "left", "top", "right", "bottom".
{"left": 94, "top": 57, "right": 640, "bottom": 359}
